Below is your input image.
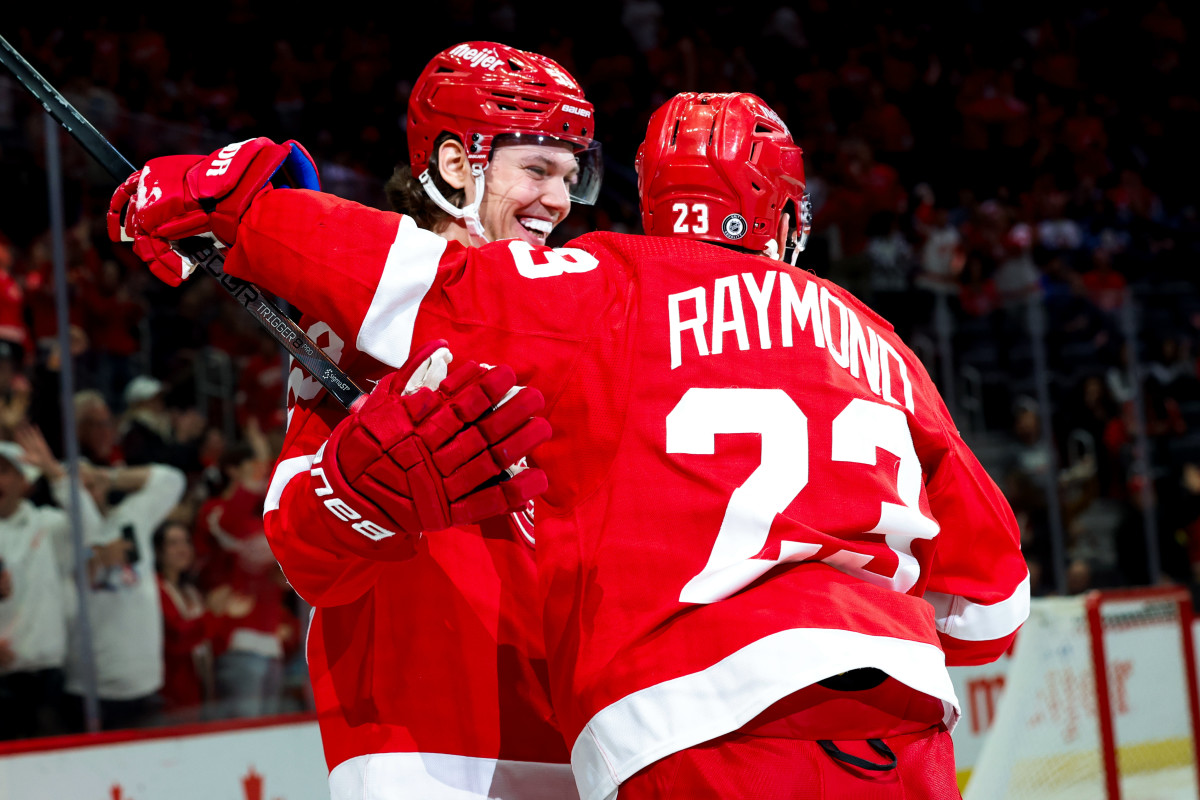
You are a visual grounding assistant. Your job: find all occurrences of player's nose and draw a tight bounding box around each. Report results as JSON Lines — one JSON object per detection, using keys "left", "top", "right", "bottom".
{"left": 542, "top": 177, "right": 571, "bottom": 219}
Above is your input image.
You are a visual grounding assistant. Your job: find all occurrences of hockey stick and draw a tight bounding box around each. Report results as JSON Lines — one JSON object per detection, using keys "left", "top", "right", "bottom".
{"left": 0, "top": 34, "right": 367, "bottom": 410}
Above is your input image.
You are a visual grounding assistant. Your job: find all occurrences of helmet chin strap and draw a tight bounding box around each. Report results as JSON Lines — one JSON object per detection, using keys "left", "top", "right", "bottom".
{"left": 762, "top": 239, "right": 782, "bottom": 261}
{"left": 418, "top": 163, "right": 490, "bottom": 243}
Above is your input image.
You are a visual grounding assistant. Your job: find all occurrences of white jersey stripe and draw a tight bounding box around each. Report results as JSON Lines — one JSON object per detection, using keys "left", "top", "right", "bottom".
{"left": 357, "top": 214, "right": 445, "bottom": 368}
{"left": 570, "top": 627, "right": 959, "bottom": 800}
{"left": 328, "top": 751, "right": 577, "bottom": 800}
{"left": 265, "top": 455, "right": 314, "bottom": 513}
{"left": 924, "top": 571, "right": 1031, "bottom": 642}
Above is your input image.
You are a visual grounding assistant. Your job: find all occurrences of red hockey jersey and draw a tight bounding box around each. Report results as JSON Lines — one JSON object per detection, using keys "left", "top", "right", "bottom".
{"left": 227, "top": 190, "right": 1029, "bottom": 800}
{"left": 244, "top": 222, "right": 574, "bottom": 796}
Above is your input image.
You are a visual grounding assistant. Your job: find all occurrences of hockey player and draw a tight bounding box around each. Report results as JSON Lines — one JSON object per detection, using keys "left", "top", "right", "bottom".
{"left": 109, "top": 41, "right": 599, "bottom": 800}
{"left": 113, "top": 92, "right": 1028, "bottom": 798}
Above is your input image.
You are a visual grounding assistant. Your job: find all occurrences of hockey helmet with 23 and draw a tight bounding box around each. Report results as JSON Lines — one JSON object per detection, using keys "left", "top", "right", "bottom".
{"left": 637, "top": 92, "right": 812, "bottom": 262}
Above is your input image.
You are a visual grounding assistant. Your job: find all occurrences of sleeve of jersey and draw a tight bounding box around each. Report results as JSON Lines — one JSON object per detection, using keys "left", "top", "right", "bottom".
{"left": 262, "top": 404, "right": 391, "bottom": 608}
{"left": 919, "top": 413, "right": 1031, "bottom": 667}
{"left": 223, "top": 189, "right": 446, "bottom": 356}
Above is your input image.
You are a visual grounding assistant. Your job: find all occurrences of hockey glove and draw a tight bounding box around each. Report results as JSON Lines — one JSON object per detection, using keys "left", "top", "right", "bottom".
{"left": 107, "top": 137, "right": 320, "bottom": 286}
{"left": 310, "top": 341, "right": 551, "bottom": 559}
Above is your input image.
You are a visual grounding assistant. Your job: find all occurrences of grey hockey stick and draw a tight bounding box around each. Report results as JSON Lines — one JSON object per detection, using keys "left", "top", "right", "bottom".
{"left": 0, "top": 34, "right": 367, "bottom": 410}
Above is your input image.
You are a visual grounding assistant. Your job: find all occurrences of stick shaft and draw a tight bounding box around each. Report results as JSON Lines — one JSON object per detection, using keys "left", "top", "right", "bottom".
{"left": 0, "top": 35, "right": 366, "bottom": 410}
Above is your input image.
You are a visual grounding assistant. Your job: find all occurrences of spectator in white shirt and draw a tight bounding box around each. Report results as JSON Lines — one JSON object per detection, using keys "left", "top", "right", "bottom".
{"left": 62, "top": 460, "right": 186, "bottom": 731}
{"left": 0, "top": 424, "right": 103, "bottom": 740}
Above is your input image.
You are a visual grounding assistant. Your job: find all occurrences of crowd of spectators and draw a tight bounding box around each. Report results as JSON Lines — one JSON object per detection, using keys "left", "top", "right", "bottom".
{"left": 0, "top": 323, "right": 305, "bottom": 739}
{"left": 2, "top": 0, "right": 1200, "bottom": 735}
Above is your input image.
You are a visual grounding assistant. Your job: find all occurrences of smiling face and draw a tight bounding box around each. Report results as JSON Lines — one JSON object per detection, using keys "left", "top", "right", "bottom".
{"left": 478, "top": 141, "right": 579, "bottom": 245}
{"left": 440, "top": 139, "right": 580, "bottom": 247}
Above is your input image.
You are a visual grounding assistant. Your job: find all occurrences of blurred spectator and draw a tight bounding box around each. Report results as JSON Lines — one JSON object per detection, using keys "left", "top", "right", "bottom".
{"left": 75, "top": 389, "right": 120, "bottom": 466}
{"left": 1081, "top": 247, "right": 1127, "bottom": 315}
{"left": 989, "top": 217, "right": 1042, "bottom": 308}
{"left": 1105, "top": 342, "right": 1137, "bottom": 406}
{"left": 622, "top": 0, "right": 664, "bottom": 52}
{"left": 153, "top": 518, "right": 251, "bottom": 723}
{"left": 958, "top": 255, "right": 1001, "bottom": 320}
{"left": 1002, "top": 397, "right": 1057, "bottom": 594}
{"left": 1178, "top": 463, "right": 1200, "bottom": 585}
{"left": 1062, "top": 99, "right": 1109, "bottom": 181}
{"left": 913, "top": 205, "right": 963, "bottom": 298}
{"left": 1066, "top": 491, "right": 1123, "bottom": 590}
{"left": 1146, "top": 334, "right": 1198, "bottom": 399}
{"left": 81, "top": 259, "right": 146, "bottom": 412}
{"left": 235, "top": 329, "right": 286, "bottom": 435}
{"left": 1068, "top": 374, "right": 1121, "bottom": 496}
{"left": 959, "top": 69, "right": 1029, "bottom": 154}
{"left": 22, "top": 221, "right": 98, "bottom": 353}
{"left": 118, "top": 376, "right": 206, "bottom": 473}
{"left": 0, "top": 424, "right": 103, "bottom": 740}
{"left": 193, "top": 422, "right": 296, "bottom": 718}
{"left": 818, "top": 138, "right": 904, "bottom": 297}
{"left": 864, "top": 211, "right": 907, "bottom": 326}
{"left": 1115, "top": 475, "right": 1191, "bottom": 587}
{"left": 0, "top": 236, "right": 30, "bottom": 358}
{"left": 860, "top": 81, "right": 914, "bottom": 159}
{"left": 62, "top": 461, "right": 186, "bottom": 732}
{"left": 0, "top": 340, "right": 31, "bottom": 439}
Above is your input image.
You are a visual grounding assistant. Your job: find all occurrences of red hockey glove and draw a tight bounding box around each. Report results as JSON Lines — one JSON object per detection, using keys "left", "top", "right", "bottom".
{"left": 310, "top": 341, "right": 551, "bottom": 560}
{"left": 107, "top": 137, "right": 320, "bottom": 287}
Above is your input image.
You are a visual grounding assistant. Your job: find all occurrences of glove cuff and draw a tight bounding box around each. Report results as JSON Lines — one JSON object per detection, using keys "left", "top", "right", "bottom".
{"left": 308, "top": 438, "right": 419, "bottom": 561}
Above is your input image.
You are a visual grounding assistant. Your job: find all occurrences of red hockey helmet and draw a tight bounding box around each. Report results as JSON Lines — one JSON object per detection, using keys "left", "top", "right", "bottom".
{"left": 637, "top": 92, "right": 811, "bottom": 258}
{"left": 407, "top": 42, "right": 601, "bottom": 205}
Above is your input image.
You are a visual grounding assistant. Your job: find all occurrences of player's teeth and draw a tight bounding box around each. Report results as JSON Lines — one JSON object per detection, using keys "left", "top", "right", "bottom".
{"left": 520, "top": 218, "right": 552, "bottom": 234}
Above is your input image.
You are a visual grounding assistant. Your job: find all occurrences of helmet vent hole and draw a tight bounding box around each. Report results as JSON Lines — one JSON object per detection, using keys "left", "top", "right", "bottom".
{"left": 508, "top": 59, "right": 524, "bottom": 71}
{"left": 670, "top": 119, "right": 680, "bottom": 146}
{"left": 436, "top": 66, "right": 454, "bottom": 74}
{"left": 755, "top": 124, "right": 774, "bottom": 133}
{"left": 749, "top": 141, "right": 761, "bottom": 163}
{"left": 752, "top": 182, "right": 762, "bottom": 192}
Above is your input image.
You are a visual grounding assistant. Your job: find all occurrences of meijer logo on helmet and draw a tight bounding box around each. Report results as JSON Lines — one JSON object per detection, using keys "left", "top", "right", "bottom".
{"left": 449, "top": 44, "right": 503, "bottom": 71}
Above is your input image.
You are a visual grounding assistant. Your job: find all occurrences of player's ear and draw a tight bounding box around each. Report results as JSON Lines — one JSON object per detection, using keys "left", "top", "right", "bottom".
{"left": 773, "top": 211, "right": 791, "bottom": 261}
{"left": 436, "top": 139, "right": 471, "bottom": 192}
